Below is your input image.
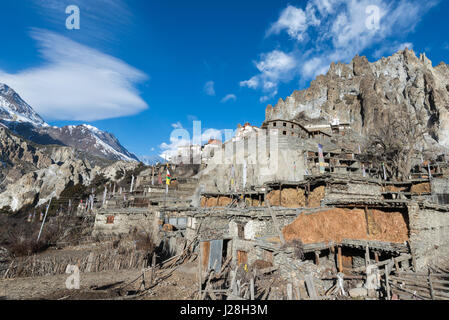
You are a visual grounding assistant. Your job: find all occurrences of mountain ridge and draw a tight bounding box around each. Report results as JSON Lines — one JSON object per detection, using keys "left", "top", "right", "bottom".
{"left": 0, "top": 83, "right": 139, "bottom": 162}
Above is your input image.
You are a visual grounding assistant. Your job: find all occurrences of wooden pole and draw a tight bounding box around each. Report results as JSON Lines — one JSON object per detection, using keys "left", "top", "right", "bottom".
{"left": 250, "top": 277, "right": 255, "bottom": 300}
{"left": 365, "top": 246, "right": 370, "bottom": 267}
{"left": 428, "top": 268, "right": 435, "bottom": 300}
{"left": 374, "top": 251, "right": 379, "bottom": 263}
{"left": 198, "top": 242, "right": 202, "bottom": 298}
{"left": 286, "top": 283, "right": 293, "bottom": 300}
{"left": 279, "top": 183, "right": 282, "bottom": 207}
{"left": 338, "top": 246, "right": 343, "bottom": 273}
{"left": 364, "top": 206, "right": 370, "bottom": 236}
{"left": 37, "top": 198, "right": 52, "bottom": 242}
{"left": 314, "top": 251, "right": 320, "bottom": 266}
{"left": 385, "top": 264, "right": 391, "bottom": 300}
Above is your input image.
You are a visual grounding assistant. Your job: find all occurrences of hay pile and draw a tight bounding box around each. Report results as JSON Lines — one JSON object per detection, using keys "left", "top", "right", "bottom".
{"left": 411, "top": 182, "right": 431, "bottom": 195}
{"left": 384, "top": 185, "right": 407, "bottom": 192}
{"left": 218, "top": 196, "right": 233, "bottom": 206}
{"left": 282, "top": 208, "right": 409, "bottom": 244}
{"left": 266, "top": 188, "right": 306, "bottom": 208}
{"left": 308, "top": 186, "right": 325, "bottom": 207}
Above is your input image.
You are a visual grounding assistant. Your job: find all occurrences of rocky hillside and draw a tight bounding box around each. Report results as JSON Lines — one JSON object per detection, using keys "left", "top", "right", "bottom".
{"left": 266, "top": 49, "right": 449, "bottom": 148}
{"left": 0, "top": 125, "right": 141, "bottom": 211}
{"left": 0, "top": 83, "right": 139, "bottom": 162}
{"left": 0, "top": 126, "right": 75, "bottom": 191}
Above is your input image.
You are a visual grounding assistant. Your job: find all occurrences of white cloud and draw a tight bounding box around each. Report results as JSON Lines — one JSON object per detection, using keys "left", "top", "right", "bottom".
{"left": 241, "top": 0, "right": 439, "bottom": 102}
{"left": 239, "top": 76, "right": 259, "bottom": 89}
{"left": 0, "top": 29, "right": 148, "bottom": 121}
{"left": 204, "top": 81, "right": 216, "bottom": 96}
{"left": 221, "top": 94, "right": 237, "bottom": 103}
{"left": 159, "top": 136, "right": 191, "bottom": 161}
{"left": 267, "top": 5, "right": 310, "bottom": 41}
{"left": 240, "top": 50, "right": 297, "bottom": 97}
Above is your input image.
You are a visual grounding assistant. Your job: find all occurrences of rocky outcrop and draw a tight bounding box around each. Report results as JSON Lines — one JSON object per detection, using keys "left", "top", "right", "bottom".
{"left": 0, "top": 126, "right": 101, "bottom": 211}
{"left": 0, "top": 159, "right": 98, "bottom": 211}
{"left": 0, "top": 127, "right": 76, "bottom": 190}
{"left": 266, "top": 49, "right": 449, "bottom": 148}
{"left": 99, "top": 161, "right": 141, "bottom": 182}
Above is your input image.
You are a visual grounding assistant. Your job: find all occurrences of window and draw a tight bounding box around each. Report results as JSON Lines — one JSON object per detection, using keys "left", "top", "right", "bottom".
{"left": 273, "top": 122, "right": 276, "bottom": 127}
{"left": 292, "top": 124, "right": 294, "bottom": 129}
{"left": 283, "top": 131, "right": 287, "bottom": 135}
{"left": 106, "top": 216, "right": 115, "bottom": 224}
{"left": 283, "top": 122, "right": 287, "bottom": 127}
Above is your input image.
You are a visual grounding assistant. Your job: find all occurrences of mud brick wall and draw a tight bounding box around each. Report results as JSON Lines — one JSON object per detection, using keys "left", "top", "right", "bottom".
{"left": 408, "top": 202, "right": 449, "bottom": 271}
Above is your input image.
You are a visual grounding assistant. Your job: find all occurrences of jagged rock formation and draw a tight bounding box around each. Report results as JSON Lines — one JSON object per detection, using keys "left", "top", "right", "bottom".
{"left": 0, "top": 126, "right": 98, "bottom": 210}
{"left": 0, "top": 158, "right": 98, "bottom": 211}
{"left": 0, "top": 83, "right": 138, "bottom": 162}
{"left": 0, "top": 125, "right": 142, "bottom": 211}
{"left": 266, "top": 49, "right": 449, "bottom": 148}
{"left": 0, "top": 126, "right": 75, "bottom": 190}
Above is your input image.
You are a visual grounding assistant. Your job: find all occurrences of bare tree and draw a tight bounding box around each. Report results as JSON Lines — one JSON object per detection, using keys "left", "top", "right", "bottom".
{"left": 363, "top": 106, "right": 428, "bottom": 181}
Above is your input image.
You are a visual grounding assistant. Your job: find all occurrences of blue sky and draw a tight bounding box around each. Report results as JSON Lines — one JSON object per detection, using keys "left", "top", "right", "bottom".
{"left": 0, "top": 0, "right": 448, "bottom": 160}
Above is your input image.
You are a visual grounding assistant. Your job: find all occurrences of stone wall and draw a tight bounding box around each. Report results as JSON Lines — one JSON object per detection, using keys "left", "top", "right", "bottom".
{"left": 324, "top": 180, "right": 382, "bottom": 203}
{"left": 408, "top": 202, "right": 449, "bottom": 271}
{"left": 92, "top": 209, "right": 159, "bottom": 237}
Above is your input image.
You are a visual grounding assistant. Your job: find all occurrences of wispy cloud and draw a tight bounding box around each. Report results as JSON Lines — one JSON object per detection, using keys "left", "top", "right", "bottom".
{"left": 0, "top": 29, "right": 148, "bottom": 121}
{"left": 31, "top": 0, "right": 133, "bottom": 43}
{"left": 221, "top": 94, "right": 237, "bottom": 103}
{"left": 204, "top": 81, "right": 216, "bottom": 96}
{"left": 240, "top": 50, "right": 297, "bottom": 98}
{"left": 241, "top": 0, "right": 439, "bottom": 102}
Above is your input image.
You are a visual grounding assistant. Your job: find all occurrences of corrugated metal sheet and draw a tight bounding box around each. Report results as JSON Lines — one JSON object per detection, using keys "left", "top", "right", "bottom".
{"left": 208, "top": 240, "right": 223, "bottom": 272}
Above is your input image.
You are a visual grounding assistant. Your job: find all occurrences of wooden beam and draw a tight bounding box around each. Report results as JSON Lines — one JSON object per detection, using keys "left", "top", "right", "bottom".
{"left": 338, "top": 246, "right": 343, "bottom": 273}
{"left": 385, "top": 264, "right": 391, "bottom": 300}
{"left": 315, "top": 251, "right": 320, "bottom": 266}
{"left": 364, "top": 206, "right": 370, "bottom": 236}
{"left": 365, "top": 246, "right": 370, "bottom": 268}
{"left": 279, "top": 183, "right": 282, "bottom": 207}
{"left": 428, "top": 268, "right": 435, "bottom": 300}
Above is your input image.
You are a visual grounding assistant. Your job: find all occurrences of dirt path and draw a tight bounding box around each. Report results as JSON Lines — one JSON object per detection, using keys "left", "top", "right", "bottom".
{"left": 0, "top": 260, "right": 199, "bottom": 300}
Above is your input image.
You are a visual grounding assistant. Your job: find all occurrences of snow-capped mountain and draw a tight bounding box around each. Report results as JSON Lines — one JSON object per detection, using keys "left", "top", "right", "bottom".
{"left": 139, "top": 154, "right": 166, "bottom": 165}
{"left": 0, "top": 84, "right": 47, "bottom": 127}
{"left": 0, "top": 83, "right": 139, "bottom": 162}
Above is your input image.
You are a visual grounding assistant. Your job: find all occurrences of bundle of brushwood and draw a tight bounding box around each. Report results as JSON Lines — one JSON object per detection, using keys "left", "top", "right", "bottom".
{"left": 1, "top": 247, "right": 148, "bottom": 279}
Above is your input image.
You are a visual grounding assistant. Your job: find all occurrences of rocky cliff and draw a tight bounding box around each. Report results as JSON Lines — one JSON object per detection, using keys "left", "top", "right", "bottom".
{"left": 266, "top": 49, "right": 449, "bottom": 148}
{"left": 0, "top": 125, "right": 141, "bottom": 212}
